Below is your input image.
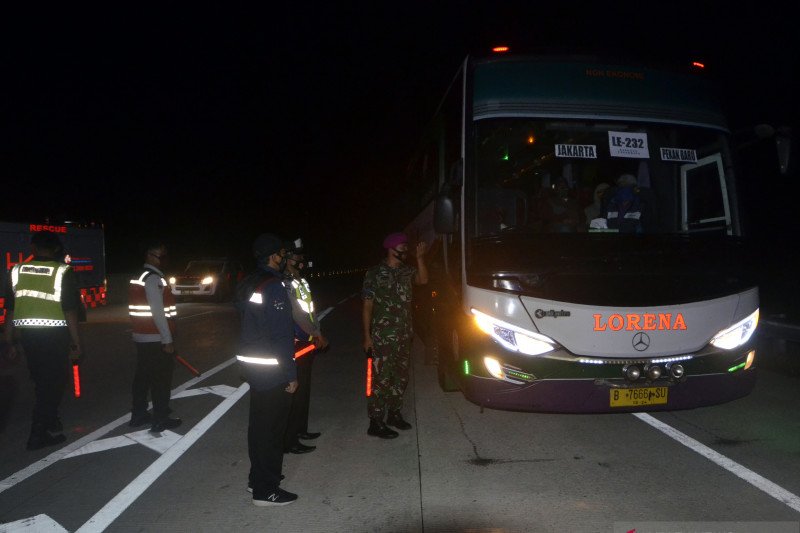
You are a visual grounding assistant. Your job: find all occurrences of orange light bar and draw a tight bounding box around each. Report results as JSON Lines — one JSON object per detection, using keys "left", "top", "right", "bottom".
{"left": 492, "top": 46, "right": 510, "bottom": 53}
{"left": 72, "top": 364, "right": 81, "bottom": 398}
{"left": 294, "top": 344, "right": 315, "bottom": 360}
{"left": 692, "top": 61, "right": 705, "bottom": 69}
{"left": 366, "top": 357, "right": 373, "bottom": 397}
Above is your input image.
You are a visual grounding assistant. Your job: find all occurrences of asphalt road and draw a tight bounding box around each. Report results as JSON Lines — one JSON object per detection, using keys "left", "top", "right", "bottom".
{"left": 1, "top": 275, "right": 799, "bottom": 533}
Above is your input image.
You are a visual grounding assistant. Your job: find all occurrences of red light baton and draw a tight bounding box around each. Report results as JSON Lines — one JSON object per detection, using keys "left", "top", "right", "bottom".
{"left": 365, "top": 348, "right": 374, "bottom": 397}
{"left": 294, "top": 344, "right": 315, "bottom": 360}
{"left": 175, "top": 355, "right": 201, "bottom": 377}
{"left": 72, "top": 364, "right": 81, "bottom": 398}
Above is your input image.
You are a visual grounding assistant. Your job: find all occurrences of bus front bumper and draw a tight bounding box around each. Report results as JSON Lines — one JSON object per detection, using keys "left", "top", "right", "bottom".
{"left": 460, "top": 369, "right": 757, "bottom": 413}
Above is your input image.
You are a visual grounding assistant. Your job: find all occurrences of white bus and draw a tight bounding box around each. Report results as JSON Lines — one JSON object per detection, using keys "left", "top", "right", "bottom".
{"left": 405, "top": 52, "right": 760, "bottom": 412}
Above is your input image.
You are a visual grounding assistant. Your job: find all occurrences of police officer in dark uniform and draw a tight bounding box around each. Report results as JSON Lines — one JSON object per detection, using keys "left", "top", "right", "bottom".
{"left": 3, "top": 231, "right": 82, "bottom": 450}
{"left": 237, "top": 233, "right": 299, "bottom": 507}
{"left": 282, "top": 240, "right": 328, "bottom": 454}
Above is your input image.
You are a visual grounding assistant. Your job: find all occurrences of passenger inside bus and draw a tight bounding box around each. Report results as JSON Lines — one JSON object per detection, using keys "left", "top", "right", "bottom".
{"left": 538, "top": 176, "right": 580, "bottom": 232}
{"left": 599, "top": 173, "right": 658, "bottom": 233}
{"left": 584, "top": 182, "right": 611, "bottom": 228}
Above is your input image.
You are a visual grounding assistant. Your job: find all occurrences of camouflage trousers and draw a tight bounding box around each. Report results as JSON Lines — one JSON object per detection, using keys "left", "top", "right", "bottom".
{"left": 367, "top": 338, "right": 411, "bottom": 420}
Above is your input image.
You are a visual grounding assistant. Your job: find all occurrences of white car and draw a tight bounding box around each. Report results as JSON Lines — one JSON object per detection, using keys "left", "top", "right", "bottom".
{"left": 168, "top": 258, "right": 243, "bottom": 302}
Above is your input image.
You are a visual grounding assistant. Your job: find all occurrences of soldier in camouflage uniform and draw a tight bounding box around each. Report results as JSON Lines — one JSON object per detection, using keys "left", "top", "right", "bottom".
{"left": 362, "top": 232, "right": 427, "bottom": 439}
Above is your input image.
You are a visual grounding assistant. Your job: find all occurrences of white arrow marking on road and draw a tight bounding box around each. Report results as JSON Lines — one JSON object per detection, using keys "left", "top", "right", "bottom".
{"left": 0, "top": 513, "right": 68, "bottom": 532}
{"left": 0, "top": 357, "right": 238, "bottom": 495}
{"left": 75, "top": 382, "right": 250, "bottom": 533}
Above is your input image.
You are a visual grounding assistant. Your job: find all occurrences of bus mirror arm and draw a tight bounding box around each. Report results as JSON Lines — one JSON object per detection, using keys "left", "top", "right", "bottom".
{"left": 775, "top": 128, "right": 791, "bottom": 176}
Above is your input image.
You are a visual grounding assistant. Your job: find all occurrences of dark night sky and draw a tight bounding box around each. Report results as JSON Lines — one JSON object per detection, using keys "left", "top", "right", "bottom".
{"left": 3, "top": 3, "right": 797, "bottom": 273}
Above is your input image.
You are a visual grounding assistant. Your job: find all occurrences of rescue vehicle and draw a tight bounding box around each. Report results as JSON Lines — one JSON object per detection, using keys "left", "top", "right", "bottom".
{"left": 1, "top": 221, "right": 107, "bottom": 325}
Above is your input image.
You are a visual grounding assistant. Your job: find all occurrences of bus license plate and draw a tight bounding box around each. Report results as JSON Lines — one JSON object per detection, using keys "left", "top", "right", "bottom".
{"left": 610, "top": 387, "right": 668, "bottom": 407}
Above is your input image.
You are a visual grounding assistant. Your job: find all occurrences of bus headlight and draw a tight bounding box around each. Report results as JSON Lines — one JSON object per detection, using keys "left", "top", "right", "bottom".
{"left": 484, "top": 357, "right": 505, "bottom": 379}
{"left": 201, "top": 276, "right": 214, "bottom": 285}
{"left": 472, "top": 309, "right": 556, "bottom": 356}
{"left": 710, "top": 309, "right": 759, "bottom": 350}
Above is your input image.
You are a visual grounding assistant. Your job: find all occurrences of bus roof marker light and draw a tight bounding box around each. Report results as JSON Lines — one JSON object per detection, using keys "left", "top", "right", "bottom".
{"left": 492, "top": 46, "right": 510, "bottom": 53}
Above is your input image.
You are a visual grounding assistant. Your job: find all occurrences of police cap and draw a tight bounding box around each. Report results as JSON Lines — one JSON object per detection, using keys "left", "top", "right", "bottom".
{"left": 252, "top": 233, "right": 284, "bottom": 258}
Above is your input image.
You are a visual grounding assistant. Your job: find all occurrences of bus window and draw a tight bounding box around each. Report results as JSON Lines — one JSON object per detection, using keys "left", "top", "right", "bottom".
{"left": 681, "top": 153, "right": 731, "bottom": 234}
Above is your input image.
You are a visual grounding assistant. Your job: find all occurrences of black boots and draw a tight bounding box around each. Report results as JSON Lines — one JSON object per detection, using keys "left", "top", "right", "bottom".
{"left": 27, "top": 423, "right": 66, "bottom": 451}
{"left": 386, "top": 411, "right": 412, "bottom": 430}
{"left": 367, "top": 419, "right": 399, "bottom": 439}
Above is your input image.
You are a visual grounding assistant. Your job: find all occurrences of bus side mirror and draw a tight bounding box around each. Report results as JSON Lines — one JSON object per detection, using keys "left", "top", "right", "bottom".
{"left": 753, "top": 124, "right": 792, "bottom": 176}
{"left": 434, "top": 194, "right": 457, "bottom": 234}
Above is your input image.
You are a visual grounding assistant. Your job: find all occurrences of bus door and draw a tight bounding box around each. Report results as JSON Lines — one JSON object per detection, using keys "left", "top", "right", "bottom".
{"left": 680, "top": 153, "right": 732, "bottom": 235}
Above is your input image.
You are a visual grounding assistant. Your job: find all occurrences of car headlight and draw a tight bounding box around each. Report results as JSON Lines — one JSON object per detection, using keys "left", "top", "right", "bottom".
{"left": 472, "top": 308, "right": 556, "bottom": 356}
{"left": 710, "top": 309, "right": 759, "bottom": 350}
{"left": 168, "top": 277, "right": 176, "bottom": 285}
{"left": 201, "top": 276, "right": 214, "bottom": 285}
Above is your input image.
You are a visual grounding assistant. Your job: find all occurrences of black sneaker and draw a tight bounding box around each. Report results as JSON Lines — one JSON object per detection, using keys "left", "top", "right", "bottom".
{"left": 386, "top": 411, "right": 412, "bottom": 430}
{"left": 149, "top": 417, "right": 182, "bottom": 433}
{"left": 26, "top": 432, "right": 66, "bottom": 451}
{"left": 253, "top": 488, "right": 298, "bottom": 507}
{"left": 247, "top": 475, "right": 284, "bottom": 493}
{"left": 367, "top": 419, "right": 398, "bottom": 439}
{"left": 297, "top": 431, "right": 321, "bottom": 440}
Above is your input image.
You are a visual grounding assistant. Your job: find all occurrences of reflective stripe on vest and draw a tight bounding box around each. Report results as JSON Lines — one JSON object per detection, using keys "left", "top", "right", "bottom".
{"left": 128, "top": 269, "right": 177, "bottom": 335}
{"left": 236, "top": 355, "right": 279, "bottom": 365}
{"left": 291, "top": 278, "right": 315, "bottom": 319}
{"left": 11, "top": 262, "right": 70, "bottom": 327}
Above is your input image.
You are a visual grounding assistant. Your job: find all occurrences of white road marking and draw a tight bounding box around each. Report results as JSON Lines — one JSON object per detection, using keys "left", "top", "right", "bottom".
{"left": 0, "top": 513, "right": 68, "bottom": 532}
{"left": 633, "top": 413, "right": 800, "bottom": 513}
{"left": 75, "top": 382, "right": 250, "bottom": 533}
{"left": 172, "top": 384, "right": 238, "bottom": 399}
{"left": 0, "top": 357, "right": 237, "bottom": 495}
{"left": 64, "top": 435, "right": 137, "bottom": 459}
{"left": 317, "top": 306, "right": 334, "bottom": 321}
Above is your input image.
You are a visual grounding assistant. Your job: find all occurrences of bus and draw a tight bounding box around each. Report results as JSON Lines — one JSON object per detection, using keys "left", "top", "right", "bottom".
{"left": 404, "top": 52, "right": 760, "bottom": 413}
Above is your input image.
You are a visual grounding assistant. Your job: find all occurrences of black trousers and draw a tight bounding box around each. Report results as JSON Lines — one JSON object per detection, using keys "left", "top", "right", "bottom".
{"left": 21, "top": 328, "right": 70, "bottom": 431}
{"left": 248, "top": 383, "right": 292, "bottom": 495}
{"left": 131, "top": 342, "right": 175, "bottom": 421}
{"left": 283, "top": 351, "right": 315, "bottom": 448}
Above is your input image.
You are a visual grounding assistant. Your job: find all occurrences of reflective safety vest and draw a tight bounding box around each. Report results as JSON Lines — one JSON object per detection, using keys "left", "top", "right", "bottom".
{"left": 128, "top": 269, "right": 177, "bottom": 336}
{"left": 236, "top": 276, "right": 281, "bottom": 366}
{"left": 10, "top": 261, "right": 70, "bottom": 327}
{"left": 606, "top": 186, "right": 643, "bottom": 233}
{"left": 290, "top": 277, "right": 315, "bottom": 322}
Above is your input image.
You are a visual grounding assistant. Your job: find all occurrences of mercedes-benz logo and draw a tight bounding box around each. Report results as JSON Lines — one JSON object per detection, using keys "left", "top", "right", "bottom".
{"left": 632, "top": 332, "right": 650, "bottom": 351}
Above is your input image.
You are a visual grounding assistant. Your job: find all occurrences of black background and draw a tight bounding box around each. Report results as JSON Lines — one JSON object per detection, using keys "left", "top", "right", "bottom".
{"left": 3, "top": 3, "right": 797, "bottom": 277}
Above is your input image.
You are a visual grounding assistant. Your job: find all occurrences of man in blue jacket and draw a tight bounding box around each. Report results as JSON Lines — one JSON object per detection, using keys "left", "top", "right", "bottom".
{"left": 237, "top": 233, "right": 299, "bottom": 507}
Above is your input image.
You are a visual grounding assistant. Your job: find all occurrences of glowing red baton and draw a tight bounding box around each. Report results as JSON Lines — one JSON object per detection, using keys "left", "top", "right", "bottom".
{"left": 294, "top": 344, "right": 315, "bottom": 360}
{"left": 175, "top": 355, "right": 201, "bottom": 377}
{"left": 365, "top": 348, "right": 374, "bottom": 397}
{"left": 72, "top": 364, "right": 81, "bottom": 398}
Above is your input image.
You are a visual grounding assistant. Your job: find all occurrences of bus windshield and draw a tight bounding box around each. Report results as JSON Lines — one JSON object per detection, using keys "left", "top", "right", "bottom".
{"left": 473, "top": 118, "right": 737, "bottom": 237}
